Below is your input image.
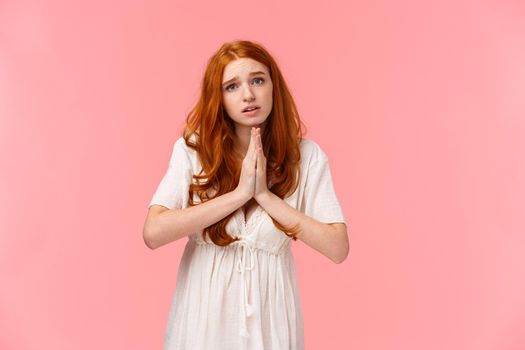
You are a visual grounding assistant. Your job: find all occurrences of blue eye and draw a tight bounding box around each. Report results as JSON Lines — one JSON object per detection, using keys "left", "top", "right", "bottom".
{"left": 225, "top": 77, "right": 265, "bottom": 92}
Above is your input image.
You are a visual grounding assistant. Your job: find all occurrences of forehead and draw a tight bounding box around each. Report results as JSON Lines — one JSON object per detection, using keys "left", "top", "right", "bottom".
{"left": 222, "top": 58, "right": 268, "bottom": 81}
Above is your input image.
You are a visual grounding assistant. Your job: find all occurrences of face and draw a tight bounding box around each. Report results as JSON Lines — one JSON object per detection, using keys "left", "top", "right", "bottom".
{"left": 221, "top": 57, "right": 273, "bottom": 133}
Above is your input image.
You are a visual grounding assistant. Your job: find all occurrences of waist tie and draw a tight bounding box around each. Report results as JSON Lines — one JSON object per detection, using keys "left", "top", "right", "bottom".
{"left": 235, "top": 240, "right": 255, "bottom": 338}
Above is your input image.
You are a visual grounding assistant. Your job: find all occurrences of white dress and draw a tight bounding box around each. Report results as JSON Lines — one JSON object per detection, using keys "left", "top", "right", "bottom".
{"left": 148, "top": 135, "right": 346, "bottom": 350}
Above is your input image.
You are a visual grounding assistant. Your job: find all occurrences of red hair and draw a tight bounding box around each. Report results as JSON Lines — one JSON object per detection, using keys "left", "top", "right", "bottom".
{"left": 182, "top": 40, "right": 308, "bottom": 246}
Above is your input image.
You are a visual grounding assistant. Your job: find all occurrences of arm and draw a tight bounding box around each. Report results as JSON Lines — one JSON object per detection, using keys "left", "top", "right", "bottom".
{"left": 143, "top": 189, "right": 249, "bottom": 250}
{"left": 256, "top": 191, "right": 349, "bottom": 264}
{"left": 145, "top": 128, "right": 262, "bottom": 250}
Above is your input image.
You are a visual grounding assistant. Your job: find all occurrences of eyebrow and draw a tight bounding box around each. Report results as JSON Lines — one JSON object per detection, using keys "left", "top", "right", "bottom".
{"left": 222, "top": 71, "right": 266, "bottom": 87}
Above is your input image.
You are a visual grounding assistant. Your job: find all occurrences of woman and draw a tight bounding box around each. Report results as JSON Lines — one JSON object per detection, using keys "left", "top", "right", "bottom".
{"left": 143, "top": 40, "right": 348, "bottom": 350}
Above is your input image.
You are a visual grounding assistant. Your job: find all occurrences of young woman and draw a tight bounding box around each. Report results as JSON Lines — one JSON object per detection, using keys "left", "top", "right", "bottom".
{"left": 143, "top": 40, "right": 348, "bottom": 350}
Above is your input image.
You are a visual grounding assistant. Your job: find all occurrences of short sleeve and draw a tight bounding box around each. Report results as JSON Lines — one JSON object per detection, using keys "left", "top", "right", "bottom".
{"left": 148, "top": 137, "right": 192, "bottom": 210}
{"left": 300, "top": 146, "right": 346, "bottom": 224}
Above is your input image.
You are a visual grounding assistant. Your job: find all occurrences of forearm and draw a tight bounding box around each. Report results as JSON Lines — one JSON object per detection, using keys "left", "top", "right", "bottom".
{"left": 257, "top": 191, "right": 348, "bottom": 263}
{"left": 148, "top": 189, "right": 249, "bottom": 249}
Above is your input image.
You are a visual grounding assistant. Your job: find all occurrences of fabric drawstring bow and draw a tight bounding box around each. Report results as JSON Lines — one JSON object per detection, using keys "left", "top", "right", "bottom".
{"left": 235, "top": 240, "right": 255, "bottom": 338}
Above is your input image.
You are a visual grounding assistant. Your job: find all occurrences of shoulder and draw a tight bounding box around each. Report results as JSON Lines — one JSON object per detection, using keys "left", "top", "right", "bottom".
{"left": 300, "top": 137, "right": 329, "bottom": 165}
{"left": 169, "top": 134, "right": 201, "bottom": 176}
{"left": 165, "top": 137, "right": 196, "bottom": 172}
{"left": 172, "top": 134, "right": 197, "bottom": 159}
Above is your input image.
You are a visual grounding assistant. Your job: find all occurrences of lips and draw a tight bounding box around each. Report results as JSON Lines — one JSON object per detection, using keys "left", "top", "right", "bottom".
{"left": 242, "top": 105, "right": 260, "bottom": 112}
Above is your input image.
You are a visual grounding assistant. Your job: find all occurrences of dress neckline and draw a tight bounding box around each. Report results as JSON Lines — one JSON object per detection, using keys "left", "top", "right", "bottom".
{"left": 236, "top": 205, "right": 264, "bottom": 233}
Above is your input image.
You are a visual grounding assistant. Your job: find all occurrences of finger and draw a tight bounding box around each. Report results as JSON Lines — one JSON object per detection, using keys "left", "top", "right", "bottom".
{"left": 256, "top": 134, "right": 264, "bottom": 156}
{"left": 247, "top": 127, "right": 256, "bottom": 158}
{"left": 256, "top": 146, "right": 261, "bottom": 170}
{"left": 251, "top": 130, "right": 257, "bottom": 158}
{"left": 252, "top": 145, "right": 258, "bottom": 164}
{"left": 259, "top": 143, "right": 266, "bottom": 168}
{"left": 258, "top": 145, "right": 264, "bottom": 163}
{"left": 252, "top": 128, "right": 259, "bottom": 151}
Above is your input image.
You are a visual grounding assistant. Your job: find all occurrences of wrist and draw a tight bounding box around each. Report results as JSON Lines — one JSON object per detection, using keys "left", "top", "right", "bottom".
{"left": 255, "top": 190, "right": 275, "bottom": 206}
{"left": 233, "top": 187, "right": 251, "bottom": 204}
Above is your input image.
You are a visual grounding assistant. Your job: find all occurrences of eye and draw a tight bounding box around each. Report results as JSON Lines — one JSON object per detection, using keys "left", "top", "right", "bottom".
{"left": 225, "top": 84, "right": 237, "bottom": 92}
{"left": 225, "top": 78, "right": 265, "bottom": 92}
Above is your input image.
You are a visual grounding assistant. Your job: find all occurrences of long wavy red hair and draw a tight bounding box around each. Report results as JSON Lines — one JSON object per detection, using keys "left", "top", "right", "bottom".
{"left": 181, "top": 40, "right": 308, "bottom": 246}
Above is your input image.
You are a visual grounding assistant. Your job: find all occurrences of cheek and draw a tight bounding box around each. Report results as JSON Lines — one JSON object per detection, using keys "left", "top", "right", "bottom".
{"left": 265, "top": 83, "right": 273, "bottom": 99}
{"left": 222, "top": 96, "right": 234, "bottom": 111}
{"left": 264, "top": 89, "right": 273, "bottom": 106}
{"left": 222, "top": 96, "right": 241, "bottom": 119}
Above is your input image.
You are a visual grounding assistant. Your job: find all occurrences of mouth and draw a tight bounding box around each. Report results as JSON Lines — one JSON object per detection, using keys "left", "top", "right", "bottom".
{"left": 242, "top": 106, "right": 260, "bottom": 113}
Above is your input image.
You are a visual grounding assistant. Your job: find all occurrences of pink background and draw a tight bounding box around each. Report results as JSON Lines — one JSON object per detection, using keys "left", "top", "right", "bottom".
{"left": 1, "top": 0, "right": 525, "bottom": 349}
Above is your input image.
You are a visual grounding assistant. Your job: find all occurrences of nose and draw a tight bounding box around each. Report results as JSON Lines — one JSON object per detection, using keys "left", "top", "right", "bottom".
{"left": 242, "top": 84, "right": 255, "bottom": 101}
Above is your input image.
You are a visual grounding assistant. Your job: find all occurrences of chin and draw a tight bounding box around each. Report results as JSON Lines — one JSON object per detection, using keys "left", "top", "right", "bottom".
{"left": 231, "top": 112, "right": 269, "bottom": 129}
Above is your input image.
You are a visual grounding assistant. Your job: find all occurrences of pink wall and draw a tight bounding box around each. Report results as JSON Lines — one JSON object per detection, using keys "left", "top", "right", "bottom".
{"left": 1, "top": 0, "right": 524, "bottom": 349}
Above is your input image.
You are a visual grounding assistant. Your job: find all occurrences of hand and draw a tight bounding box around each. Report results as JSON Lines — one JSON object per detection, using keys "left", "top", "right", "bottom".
{"left": 235, "top": 127, "right": 258, "bottom": 201}
{"left": 253, "top": 127, "right": 270, "bottom": 202}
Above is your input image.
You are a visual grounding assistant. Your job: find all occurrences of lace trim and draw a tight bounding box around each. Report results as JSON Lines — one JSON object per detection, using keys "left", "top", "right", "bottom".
{"left": 237, "top": 205, "right": 264, "bottom": 235}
